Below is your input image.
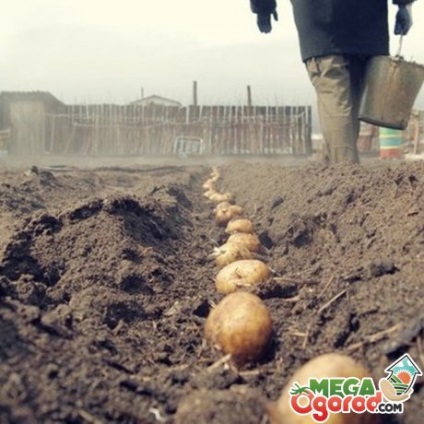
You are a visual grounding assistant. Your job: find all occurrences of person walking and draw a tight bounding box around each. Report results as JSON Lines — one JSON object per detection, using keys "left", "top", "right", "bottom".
{"left": 250, "top": 0, "right": 415, "bottom": 164}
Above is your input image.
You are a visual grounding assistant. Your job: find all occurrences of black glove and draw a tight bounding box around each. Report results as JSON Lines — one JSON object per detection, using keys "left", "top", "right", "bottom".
{"left": 257, "top": 10, "right": 278, "bottom": 34}
{"left": 394, "top": 5, "right": 413, "bottom": 35}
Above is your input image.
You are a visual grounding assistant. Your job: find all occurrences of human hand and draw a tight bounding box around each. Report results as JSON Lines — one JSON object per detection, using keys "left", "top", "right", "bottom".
{"left": 394, "top": 5, "right": 413, "bottom": 35}
{"left": 257, "top": 10, "right": 278, "bottom": 34}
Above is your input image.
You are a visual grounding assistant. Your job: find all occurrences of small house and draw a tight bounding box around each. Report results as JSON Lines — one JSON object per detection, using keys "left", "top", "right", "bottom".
{"left": 0, "top": 91, "right": 64, "bottom": 155}
{"left": 130, "top": 95, "right": 182, "bottom": 108}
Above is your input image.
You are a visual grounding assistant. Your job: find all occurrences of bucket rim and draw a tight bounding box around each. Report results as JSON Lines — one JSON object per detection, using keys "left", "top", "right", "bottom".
{"left": 369, "top": 54, "right": 424, "bottom": 70}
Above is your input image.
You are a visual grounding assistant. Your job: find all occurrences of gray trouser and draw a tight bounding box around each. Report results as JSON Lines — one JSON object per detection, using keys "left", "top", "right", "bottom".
{"left": 306, "top": 55, "right": 370, "bottom": 164}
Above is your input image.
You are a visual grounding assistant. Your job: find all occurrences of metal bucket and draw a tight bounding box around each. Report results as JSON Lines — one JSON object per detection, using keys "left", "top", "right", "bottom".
{"left": 359, "top": 56, "right": 424, "bottom": 130}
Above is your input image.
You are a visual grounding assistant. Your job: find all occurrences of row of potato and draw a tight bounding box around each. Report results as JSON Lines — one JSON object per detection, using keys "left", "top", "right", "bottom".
{"left": 202, "top": 166, "right": 273, "bottom": 366}
{"left": 198, "top": 167, "right": 378, "bottom": 424}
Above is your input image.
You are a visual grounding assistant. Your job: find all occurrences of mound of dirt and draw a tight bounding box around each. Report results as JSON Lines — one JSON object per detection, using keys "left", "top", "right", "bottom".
{"left": 1, "top": 160, "right": 423, "bottom": 423}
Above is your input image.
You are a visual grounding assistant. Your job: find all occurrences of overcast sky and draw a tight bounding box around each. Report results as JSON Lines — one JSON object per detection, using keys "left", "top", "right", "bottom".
{"left": 2, "top": 0, "right": 424, "bottom": 108}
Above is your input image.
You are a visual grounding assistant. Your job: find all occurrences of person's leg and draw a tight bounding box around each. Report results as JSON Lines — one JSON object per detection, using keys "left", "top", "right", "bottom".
{"left": 306, "top": 55, "right": 361, "bottom": 164}
{"left": 349, "top": 55, "right": 371, "bottom": 153}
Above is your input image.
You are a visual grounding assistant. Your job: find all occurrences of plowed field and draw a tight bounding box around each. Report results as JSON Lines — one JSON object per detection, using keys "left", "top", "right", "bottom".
{"left": 1, "top": 159, "right": 423, "bottom": 423}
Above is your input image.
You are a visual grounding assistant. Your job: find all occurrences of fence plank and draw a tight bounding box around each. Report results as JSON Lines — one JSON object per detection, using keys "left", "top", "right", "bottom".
{"left": 32, "top": 103, "right": 313, "bottom": 156}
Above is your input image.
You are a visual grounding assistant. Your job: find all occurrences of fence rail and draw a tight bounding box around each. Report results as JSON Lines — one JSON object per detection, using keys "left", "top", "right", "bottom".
{"left": 44, "top": 104, "right": 312, "bottom": 156}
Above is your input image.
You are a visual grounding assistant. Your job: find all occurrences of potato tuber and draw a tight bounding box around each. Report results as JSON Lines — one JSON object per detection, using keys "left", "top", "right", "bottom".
{"left": 215, "top": 259, "right": 270, "bottom": 294}
{"left": 225, "top": 218, "right": 254, "bottom": 234}
{"left": 202, "top": 178, "right": 215, "bottom": 190}
{"left": 209, "top": 191, "right": 235, "bottom": 203}
{"left": 215, "top": 204, "right": 244, "bottom": 226}
{"left": 210, "top": 242, "right": 253, "bottom": 268}
{"left": 227, "top": 232, "right": 261, "bottom": 252}
{"left": 205, "top": 292, "right": 272, "bottom": 365}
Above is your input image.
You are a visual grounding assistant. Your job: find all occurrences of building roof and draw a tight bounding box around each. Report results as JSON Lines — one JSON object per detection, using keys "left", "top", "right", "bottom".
{"left": 130, "top": 95, "right": 182, "bottom": 107}
{"left": 0, "top": 91, "right": 64, "bottom": 107}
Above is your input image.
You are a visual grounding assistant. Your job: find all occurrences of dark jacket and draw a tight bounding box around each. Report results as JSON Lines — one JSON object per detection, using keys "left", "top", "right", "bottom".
{"left": 250, "top": 0, "right": 415, "bottom": 61}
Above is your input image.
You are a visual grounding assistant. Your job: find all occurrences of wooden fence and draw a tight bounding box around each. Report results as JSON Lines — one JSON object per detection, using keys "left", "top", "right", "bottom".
{"left": 43, "top": 104, "right": 312, "bottom": 156}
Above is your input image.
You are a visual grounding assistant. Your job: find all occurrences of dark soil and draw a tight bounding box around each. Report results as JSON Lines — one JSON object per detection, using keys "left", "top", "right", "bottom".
{"left": 0, "top": 160, "right": 423, "bottom": 423}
